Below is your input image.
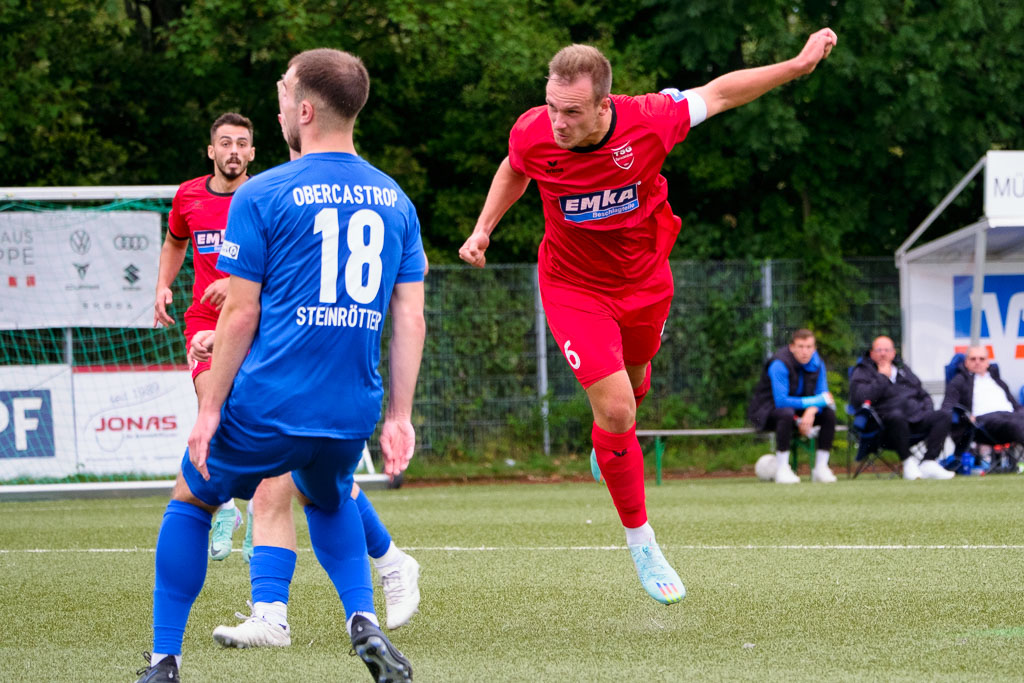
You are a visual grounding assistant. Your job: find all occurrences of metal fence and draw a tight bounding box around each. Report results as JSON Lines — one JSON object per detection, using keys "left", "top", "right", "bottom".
{"left": 393, "top": 257, "right": 900, "bottom": 460}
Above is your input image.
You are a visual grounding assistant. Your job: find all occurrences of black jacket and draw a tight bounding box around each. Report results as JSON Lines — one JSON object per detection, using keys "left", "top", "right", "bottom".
{"left": 849, "top": 354, "right": 934, "bottom": 422}
{"left": 748, "top": 346, "right": 821, "bottom": 430}
{"left": 942, "top": 364, "right": 1022, "bottom": 414}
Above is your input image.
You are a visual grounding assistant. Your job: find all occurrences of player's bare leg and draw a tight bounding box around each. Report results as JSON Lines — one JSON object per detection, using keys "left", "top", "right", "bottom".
{"left": 194, "top": 371, "right": 242, "bottom": 560}
{"left": 587, "top": 367, "right": 684, "bottom": 604}
{"left": 212, "top": 475, "right": 296, "bottom": 648}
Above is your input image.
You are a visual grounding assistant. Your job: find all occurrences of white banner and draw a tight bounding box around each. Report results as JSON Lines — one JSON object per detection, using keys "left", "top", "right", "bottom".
{"left": 74, "top": 369, "right": 196, "bottom": 476}
{"left": 0, "top": 366, "right": 196, "bottom": 479}
{"left": 984, "top": 151, "right": 1024, "bottom": 218}
{"left": 0, "top": 211, "right": 160, "bottom": 329}
{"left": 906, "top": 262, "right": 1024, "bottom": 394}
{"left": 0, "top": 366, "right": 76, "bottom": 479}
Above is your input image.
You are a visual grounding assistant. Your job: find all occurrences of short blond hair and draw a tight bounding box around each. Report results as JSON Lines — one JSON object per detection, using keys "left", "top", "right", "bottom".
{"left": 548, "top": 44, "right": 612, "bottom": 103}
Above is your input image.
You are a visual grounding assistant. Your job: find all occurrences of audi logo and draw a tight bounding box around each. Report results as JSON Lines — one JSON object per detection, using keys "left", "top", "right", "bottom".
{"left": 113, "top": 234, "right": 150, "bottom": 251}
{"left": 69, "top": 230, "right": 91, "bottom": 255}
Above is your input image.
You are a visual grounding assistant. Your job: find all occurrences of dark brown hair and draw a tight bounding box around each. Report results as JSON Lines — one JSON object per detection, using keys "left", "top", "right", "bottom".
{"left": 209, "top": 112, "right": 253, "bottom": 142}
{"left": 791, "top": 328, "right": 815, "bottom": 342}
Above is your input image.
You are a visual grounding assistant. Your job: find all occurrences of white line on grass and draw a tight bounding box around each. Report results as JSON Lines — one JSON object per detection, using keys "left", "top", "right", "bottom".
{"left": 5, "top": 544, "right": 1024, "bottom": 554}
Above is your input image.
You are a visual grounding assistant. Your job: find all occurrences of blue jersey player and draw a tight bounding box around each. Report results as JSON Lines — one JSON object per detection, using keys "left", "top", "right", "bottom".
{"left": 135, "top": 49, "right": 426, "bottom": 683}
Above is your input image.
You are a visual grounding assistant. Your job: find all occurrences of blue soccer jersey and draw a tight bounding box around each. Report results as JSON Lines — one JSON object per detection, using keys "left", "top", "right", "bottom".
{"left": 216, "top": 152, "right": 426, "bottom": 439}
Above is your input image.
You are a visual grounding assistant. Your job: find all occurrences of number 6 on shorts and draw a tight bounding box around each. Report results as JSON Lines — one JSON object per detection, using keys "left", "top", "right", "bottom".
{"left": 563, "top": 340, "right": 581, "bottom": 369}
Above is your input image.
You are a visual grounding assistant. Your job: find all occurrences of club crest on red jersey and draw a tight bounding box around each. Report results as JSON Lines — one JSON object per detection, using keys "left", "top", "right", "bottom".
{"left": 611, "top": 141, "right": 634, "bottom": 170}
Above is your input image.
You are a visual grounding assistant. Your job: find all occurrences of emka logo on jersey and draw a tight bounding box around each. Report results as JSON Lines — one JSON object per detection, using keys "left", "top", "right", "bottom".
{"left": 611, "top": 142, "right": 634, "bottom": 170}
{"left": 559, "top": 183, "right": 639, "bottom": 223}
{"left": 194, "top": 229, "right": 224, "bottom": 255}
{"left": 953, "top": 274, "right": 1024, "bottom": 359}
{"left": 0, "top": 390, "right": 53, "bottom": 458}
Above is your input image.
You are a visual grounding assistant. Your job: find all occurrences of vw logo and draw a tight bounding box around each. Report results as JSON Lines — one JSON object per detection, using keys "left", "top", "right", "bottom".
{"left": 113, "top": 234, "right": 150, "bottom": 251}
{"left": 69, "top": 230, "right": 91, "bottom": 255}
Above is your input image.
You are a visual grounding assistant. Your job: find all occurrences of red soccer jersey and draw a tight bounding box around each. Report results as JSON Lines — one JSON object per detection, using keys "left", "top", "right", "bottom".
{"left": 167, "top": 175, "right": 238, "bottom": 319}
{"left": 508, "top": 92, "right": 692, "bottom": 296}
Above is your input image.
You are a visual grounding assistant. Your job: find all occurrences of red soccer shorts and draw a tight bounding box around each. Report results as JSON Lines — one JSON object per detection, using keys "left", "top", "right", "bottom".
{"left": 183, "top": 308, "right": 219, "bottom": 380}
{"left": 539, "top": 262, "right": 673, "bottom": 389}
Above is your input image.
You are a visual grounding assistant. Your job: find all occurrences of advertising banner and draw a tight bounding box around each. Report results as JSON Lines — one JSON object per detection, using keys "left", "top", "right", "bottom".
{"left": 0, "top": 366, "right": 75, "bottom": 479}
{"left": 906, "top": 263, "right": 1024, "bottom": 393}
{"left": 74, "top": 368, "right": 196, "bottom": 476}
{"left": 0, "top": 211, "right": 160, "bottom": 329}
{"left": 985, "top": 151, "right": 1024, "bottom": 218}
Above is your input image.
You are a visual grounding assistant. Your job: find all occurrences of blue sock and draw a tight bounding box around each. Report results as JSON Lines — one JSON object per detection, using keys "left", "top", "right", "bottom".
{"left": 355, "top": 489, "right": 392, "bottom": 559}
{"left": 250, "top": 546, "right": 297, "bottom": 605}
{"left": 304, "top": 499, "right": 374, "bottom": 617}
{"left": 152, "top": 500, "right": 212, "bottom": 655}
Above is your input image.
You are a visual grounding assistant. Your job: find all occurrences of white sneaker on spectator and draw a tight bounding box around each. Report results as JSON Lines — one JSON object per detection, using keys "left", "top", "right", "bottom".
{"left": 774, "top": 463, "right": 800, "bottom": 484}
{"left": 811, "top": 465, "right": 837, "bottom": 483}
{"left": 919, "top": 458, "right": 955, "bottom": 480}
{"left": 902, "top": 456, "right": 922, "bottom": 480}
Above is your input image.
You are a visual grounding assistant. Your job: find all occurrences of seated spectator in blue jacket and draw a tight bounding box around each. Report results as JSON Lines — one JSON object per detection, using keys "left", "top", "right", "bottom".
{"left": 748, "top": 329, "right": 837, "bottom": 484}
{"left": 942, "top": 345, "right": 1024, "bottom": 447}
{"left": 849, "top": 335, "right": 954, "bottom": 480}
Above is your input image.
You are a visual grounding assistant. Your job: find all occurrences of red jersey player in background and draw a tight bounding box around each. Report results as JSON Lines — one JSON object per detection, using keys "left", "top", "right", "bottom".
{"left": 155, "top": 112, "right": 256, "bottom": 561}
{"left": 459, "top": 29, "right": 837, "bottom": 605}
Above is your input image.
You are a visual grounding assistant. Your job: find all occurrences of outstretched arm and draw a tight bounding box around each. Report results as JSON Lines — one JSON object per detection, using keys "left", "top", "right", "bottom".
{"left": 380, "top": 280, "right": 426, "bottom": 478}
{"left": 458, "top": 157, "right": 531, "bottom": 268}
{"left": 693, "top": 28, "right": 837, "bottom": 120}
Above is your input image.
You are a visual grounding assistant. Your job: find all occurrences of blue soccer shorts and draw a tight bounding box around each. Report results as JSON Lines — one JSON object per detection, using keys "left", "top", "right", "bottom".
{"left": 181, "top": 412, "right": 365, "bottom": 512}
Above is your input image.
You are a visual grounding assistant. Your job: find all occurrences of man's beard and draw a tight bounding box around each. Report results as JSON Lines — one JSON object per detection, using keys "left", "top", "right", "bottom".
{"left": 217, "top": 158, "right": 245, "bottom": 180}
{"left": 285, "top": 122, "right": 302, "bottom": 155}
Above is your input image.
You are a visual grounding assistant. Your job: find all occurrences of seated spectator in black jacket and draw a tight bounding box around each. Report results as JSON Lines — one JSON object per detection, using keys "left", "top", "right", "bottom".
{"left": 748, "top": 329, "right": 837, "bottom": 485}
{"left": 942, "top": 346, "right": 1024, "bottom": 447}
{"left": 849, "top": 336, "right": 954, "bottom": 480}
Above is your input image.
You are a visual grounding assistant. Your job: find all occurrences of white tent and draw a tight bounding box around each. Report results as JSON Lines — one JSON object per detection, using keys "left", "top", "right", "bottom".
{"left": 896, "top": 151, "right": 1024, "bottom": 394}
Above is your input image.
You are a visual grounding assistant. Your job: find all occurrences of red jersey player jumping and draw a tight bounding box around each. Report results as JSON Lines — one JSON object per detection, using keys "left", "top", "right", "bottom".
{"left": 155, "top": 112, "right": 256, "bottom": 561}
{"left": 459, "top": 29, "right": 837, "bottom": 604}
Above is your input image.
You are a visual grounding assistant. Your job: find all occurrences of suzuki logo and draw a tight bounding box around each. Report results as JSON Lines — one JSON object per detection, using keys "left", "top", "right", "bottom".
{"left": 69, "top": 230, "right": 91, "bottom": 255}
{"left": 123, "top": 264, "right": 140, "bottom": 285}
{"left": 113, "top": 234, "right": 150, "bottom": 251}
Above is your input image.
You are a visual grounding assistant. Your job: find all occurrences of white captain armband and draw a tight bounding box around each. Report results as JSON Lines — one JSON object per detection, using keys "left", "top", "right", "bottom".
{"left": 659, "top": 87, "right": 707, "bottom": 127}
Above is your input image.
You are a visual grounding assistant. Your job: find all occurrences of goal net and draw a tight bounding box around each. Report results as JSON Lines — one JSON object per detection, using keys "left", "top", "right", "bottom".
{"left": 0, "top": 186, "right": 191, "bottom": 485}
{"left": 0, "top": 186, "right": 388, "bottom": 494}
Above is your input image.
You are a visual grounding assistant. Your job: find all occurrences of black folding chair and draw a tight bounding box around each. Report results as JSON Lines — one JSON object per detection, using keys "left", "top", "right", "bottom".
{"left": 944, "top": 353, "right": 1022, "bottom": 474}
{"left": 846, "top": 403, "right": 912, "bottom": 478}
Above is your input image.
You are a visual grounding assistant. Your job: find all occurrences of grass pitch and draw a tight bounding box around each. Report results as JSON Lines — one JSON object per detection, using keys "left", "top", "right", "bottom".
{"left": 3, "top": 474, "right": 1024, "bottom": 682}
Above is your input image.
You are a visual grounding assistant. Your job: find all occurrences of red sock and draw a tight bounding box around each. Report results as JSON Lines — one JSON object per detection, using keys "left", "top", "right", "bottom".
{"left": 633, "top": 364, "right": 652, "bottom": 410}
{"left": 592, "top": 422, "right": 647, "bottom": 528}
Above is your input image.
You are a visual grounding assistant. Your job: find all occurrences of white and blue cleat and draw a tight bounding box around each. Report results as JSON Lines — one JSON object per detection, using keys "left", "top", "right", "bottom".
{"left": 209, "top": 507, "right": 243, "bottom": 561}
{"left": 629, "top": 541, "right": 685, "bottom": 605}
